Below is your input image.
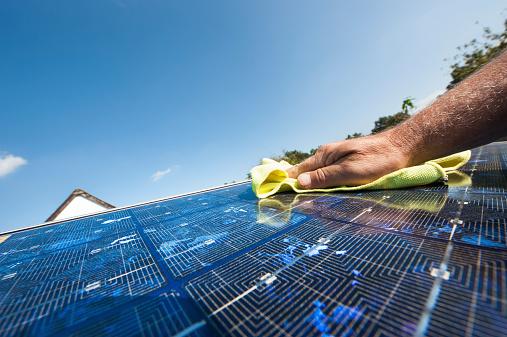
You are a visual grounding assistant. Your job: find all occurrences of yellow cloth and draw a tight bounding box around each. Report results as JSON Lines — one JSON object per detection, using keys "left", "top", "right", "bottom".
{"left": 250, "top": 150, "right": 471, "bottom": 199}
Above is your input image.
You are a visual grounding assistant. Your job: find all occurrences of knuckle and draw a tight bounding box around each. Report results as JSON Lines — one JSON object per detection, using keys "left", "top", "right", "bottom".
{"left": 314, "top": 168, "right": 328, "bottom": 185}
{"left": 317, "top": 144, "right": 330, "bottom": 154}
{"left": 316, "top": 144, "right": 332, "bottom": 165}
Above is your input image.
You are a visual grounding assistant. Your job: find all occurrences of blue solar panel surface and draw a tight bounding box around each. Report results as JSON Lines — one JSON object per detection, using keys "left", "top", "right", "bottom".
{"left": 1, "top": 142, "right": 506, "bottom": 336}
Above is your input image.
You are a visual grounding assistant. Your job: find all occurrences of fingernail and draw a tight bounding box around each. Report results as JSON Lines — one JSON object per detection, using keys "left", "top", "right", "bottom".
{"left": 298, "top": 173, "right": 311, "bottom": 187}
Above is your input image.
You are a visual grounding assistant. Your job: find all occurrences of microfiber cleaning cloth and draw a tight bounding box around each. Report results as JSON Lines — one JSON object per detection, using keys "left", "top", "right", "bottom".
{"left": 250, "top": 150, "right": 471, "bottom": 199}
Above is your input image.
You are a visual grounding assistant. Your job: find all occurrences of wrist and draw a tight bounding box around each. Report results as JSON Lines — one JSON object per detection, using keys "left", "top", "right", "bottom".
{"left": 382, "top": 124, "right": 424, "bottom": 166}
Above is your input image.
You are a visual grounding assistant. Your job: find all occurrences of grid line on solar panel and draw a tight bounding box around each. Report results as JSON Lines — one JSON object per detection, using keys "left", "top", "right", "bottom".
{"left": 188, "top": 222, "right": 444, "bottom": 334}
{"left": 0, "top": 225, "right": 167, "bottom": 336}
{"left": 0, "top": 143, "right": 505, "bottom": 336}
{"left": 132, "top": 197, "right": 310, "bottom": 281}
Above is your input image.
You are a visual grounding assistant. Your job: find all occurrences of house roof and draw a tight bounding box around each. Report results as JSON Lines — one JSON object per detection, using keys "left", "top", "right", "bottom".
{"left": 46, "top": 188, "right": 115, "bottom": 222}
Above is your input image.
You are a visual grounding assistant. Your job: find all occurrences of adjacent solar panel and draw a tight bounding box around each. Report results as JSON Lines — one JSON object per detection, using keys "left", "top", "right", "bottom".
{"left": 1, "top": 143, "right": 506, "bottom": 336}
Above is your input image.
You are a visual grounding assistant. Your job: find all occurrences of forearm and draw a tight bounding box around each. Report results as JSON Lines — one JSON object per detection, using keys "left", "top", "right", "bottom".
{"left": 387, "top": 50, "right": 507, "bottom": 165}
{"left": 289, "top": 50, "right": 507, "bottom": 189}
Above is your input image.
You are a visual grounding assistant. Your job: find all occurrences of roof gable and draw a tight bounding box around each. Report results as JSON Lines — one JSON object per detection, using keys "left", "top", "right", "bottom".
{"left": 46, "top": 189, "right": 114, "bottom": 222}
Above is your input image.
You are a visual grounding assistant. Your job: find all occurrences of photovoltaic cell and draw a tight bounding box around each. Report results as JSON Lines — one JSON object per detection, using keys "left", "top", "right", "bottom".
{"left": 0, "top": 142, "right": 506, "bottom": 336}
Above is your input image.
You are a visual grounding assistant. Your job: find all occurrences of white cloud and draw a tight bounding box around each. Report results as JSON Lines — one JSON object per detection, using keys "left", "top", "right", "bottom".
{"left": 0, "top": 154, "right": 27, "bottom": 178}
{"left": 151, "top": 167, "right": 172, "bottom": 182}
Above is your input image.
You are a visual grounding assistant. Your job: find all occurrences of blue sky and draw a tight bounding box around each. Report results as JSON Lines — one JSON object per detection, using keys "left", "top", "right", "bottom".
{"left": 1, "top": 1, "right": 506, "bottom": 232}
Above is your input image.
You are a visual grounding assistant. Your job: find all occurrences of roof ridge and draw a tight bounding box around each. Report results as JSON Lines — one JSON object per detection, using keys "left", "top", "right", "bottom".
{"left": 46, "top": 188, "right": 115, "bottom": 222}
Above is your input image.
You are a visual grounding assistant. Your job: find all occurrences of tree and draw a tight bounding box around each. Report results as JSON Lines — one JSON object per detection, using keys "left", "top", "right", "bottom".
{"left": 447, "top": 19, "right": 507, "bottom": 88}
{"left": 273, "top": 149, "right": 317, "bottom": 165}
{"left": 346, "top": 132, "right": 364, "bottom": 139}
{"left": 370, "top": 97, "right": 414, "bottom": 134}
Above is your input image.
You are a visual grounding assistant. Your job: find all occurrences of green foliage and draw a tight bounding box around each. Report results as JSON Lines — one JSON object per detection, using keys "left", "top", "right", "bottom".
{"left": 274, "top": 149, "right": 317, "bottom": 165}
{"left": 371, "top": 97, "right": 414, "bottom": 134}
{"left": 401, "top": 98, "right": 414, "bottom": 113}
{"left": 447, "top": 19, "right": 507, "bottom": 88}
{"left": 371, "top": 112, "right": 410, "bottom": 134}
{"left": 346, "top": 132, "right": 364, "bottom": 139}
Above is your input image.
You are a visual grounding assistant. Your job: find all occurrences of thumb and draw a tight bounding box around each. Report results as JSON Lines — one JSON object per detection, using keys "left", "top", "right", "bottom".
{"left": 297, "top": 166, "right": 338, "bottom": 189}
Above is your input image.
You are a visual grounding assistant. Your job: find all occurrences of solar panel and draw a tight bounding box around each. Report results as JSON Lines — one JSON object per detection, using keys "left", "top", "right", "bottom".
{"left": 1, "top": 142, "right": 506, "bottom": 336}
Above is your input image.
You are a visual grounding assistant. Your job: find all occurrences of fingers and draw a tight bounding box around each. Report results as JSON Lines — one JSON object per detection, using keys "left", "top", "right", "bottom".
{"left": 287, "top": 155, "right": 320, "bottom": 179}
{"left": 286, "top": 135, "right": 409, "bottom": 189}
{"left": 296, "top": 164, "right": 366, "bottom": 189}
{"left": 287, "top": 142, "right": 348, "bottom": 179}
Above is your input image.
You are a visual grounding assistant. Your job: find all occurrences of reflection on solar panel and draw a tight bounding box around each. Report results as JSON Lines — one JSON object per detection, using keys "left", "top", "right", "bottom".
{"left": 1, "top": 143, "right": 506, "bottom": 337}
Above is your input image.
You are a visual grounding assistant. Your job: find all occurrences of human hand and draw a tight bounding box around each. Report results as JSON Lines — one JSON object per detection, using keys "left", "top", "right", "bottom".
{"left": 286, "top": 132, "right": 414, "bottom": 189}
